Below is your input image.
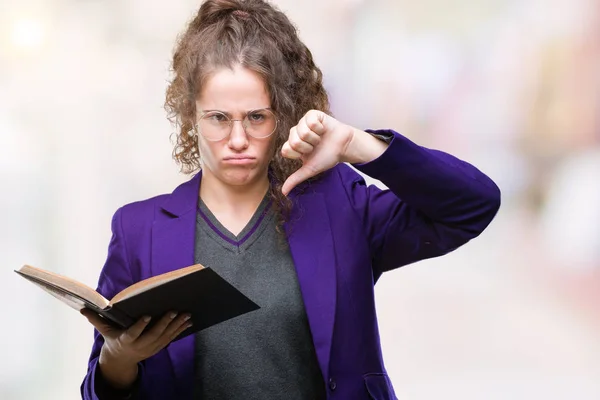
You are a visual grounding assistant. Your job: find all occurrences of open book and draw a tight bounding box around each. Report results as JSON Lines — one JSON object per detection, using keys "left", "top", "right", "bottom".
{"left": 15, "top": 264, "right": 259, "bottom": 341}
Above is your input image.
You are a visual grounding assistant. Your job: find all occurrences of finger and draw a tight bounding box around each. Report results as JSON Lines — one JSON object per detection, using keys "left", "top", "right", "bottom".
{"left": 155, "top": 317, "right": 193, "bottom": 351}
{"left": 295, "top": 119, "right": 322, "bottom": 147}
{"left": 122, "top": 315, "right": 153, "bottom": 343}
{"left": 304, "top": 110, "right": 326, "bottom": 136}
{"left": 281, "top": 141, "right": 302, "bottom": 159}
{"left": 149, "top": 316, "right": 192, "bottom": 355}
{"left": 287, "top": 127, "right": 314, "bottom": 154}
{"left": 170, "top": 320, "right": 193, "bottom": 342}
{"left": 157, "top": 314, "right": 191, "bottom": 345}
{"left": 80, "top": 308, "right": 117, "bottom": 337}
{"left": 282, "top": 165, "right": 318, "bottom": 196}
{"left": 136, "top": 311, "right": 179, "bottom": 347}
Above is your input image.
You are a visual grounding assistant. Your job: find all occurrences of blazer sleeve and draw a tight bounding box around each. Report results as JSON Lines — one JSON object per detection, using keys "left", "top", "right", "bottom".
{"left": 341, "top": 129, "right": 501, "bottom": 280}
{"left": 80, "top": 207, "right": 145, "bottom": 400}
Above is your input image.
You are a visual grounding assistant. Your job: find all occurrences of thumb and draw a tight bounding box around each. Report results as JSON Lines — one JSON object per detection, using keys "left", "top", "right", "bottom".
{"left": 282, "top": 165, "right": 317, "bottom": 196}
{"left": 81, "top": 308, "right": 117, "bottom": 337}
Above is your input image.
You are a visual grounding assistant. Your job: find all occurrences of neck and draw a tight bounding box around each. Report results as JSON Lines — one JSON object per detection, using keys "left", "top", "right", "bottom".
{"left": 199, "top": 170, "right": 270, "bottom": 214}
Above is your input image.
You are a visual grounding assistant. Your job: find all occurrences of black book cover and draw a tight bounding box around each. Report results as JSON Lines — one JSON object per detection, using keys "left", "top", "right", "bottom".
{"left": 104, "top": 267, "right": 259, "bottom": 341}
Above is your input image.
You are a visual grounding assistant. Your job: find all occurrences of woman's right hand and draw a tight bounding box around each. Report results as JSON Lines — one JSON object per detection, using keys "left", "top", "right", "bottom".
{"left": 81, "top": 308, "right": 192, "bottom": 389}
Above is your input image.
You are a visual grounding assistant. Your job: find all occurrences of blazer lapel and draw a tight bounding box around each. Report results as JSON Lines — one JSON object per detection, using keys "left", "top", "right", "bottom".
{"left": 151, "top": 173, "right": 201, "bottom": 400}
{"left": 286, "top": 189, "right": 337, "bottom": 382}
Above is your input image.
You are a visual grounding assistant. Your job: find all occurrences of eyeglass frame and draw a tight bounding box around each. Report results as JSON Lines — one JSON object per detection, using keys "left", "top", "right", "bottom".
{"left": 191, "top": 107, "right": 280, "bottom": 142}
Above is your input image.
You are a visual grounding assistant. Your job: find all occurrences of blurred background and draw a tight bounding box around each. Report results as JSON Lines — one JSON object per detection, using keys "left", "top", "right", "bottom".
{"left": 1, "top": 0, "right": 599, "bottom": 398}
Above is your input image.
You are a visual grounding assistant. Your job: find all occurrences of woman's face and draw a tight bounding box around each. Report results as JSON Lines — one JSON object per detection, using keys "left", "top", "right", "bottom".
{"left": 195, "top": 65, "right": 277, "bottom": 189}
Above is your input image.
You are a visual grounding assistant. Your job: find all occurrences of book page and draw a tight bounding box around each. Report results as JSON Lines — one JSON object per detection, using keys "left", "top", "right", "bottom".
{"left": 110, "top": 263, "right": 205, "bottom": 304}
{"left": 27, "top": 278, "right": 91, "bottom": 311}
{"left": 16, "top": 265, "right": 108, "bottom": 309}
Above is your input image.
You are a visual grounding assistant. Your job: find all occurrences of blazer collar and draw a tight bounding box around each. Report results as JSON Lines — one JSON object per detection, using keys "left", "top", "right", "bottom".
{"left": 159, "top": 172, "right": 202, "bottom": 217}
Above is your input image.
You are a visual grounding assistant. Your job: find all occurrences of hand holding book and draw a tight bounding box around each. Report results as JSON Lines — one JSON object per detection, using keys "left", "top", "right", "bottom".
{"left": 81, "top": 309, "right": 192, "bottom": 390}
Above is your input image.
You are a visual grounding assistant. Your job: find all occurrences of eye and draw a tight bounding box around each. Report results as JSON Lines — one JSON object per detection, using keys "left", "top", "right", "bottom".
{"left": 204, "top": 112, "right": 229, "bottom": 123}
{"left": 247, "top": 112, "right": 266, "bottom": 123}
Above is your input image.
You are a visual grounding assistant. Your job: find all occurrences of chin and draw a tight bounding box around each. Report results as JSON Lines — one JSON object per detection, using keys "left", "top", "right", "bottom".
{"left": 222, "top": 169, "right": 262, "bottom": 186}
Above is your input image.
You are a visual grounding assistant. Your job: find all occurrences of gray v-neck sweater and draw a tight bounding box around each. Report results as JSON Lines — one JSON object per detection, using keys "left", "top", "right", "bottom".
{"left": 193, "top": 194, "right": 325, "bottom": 399}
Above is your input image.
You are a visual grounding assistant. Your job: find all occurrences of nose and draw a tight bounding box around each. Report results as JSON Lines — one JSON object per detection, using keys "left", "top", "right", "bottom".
{"left": 227, "top": 120, "right": 249, "bottom": 150}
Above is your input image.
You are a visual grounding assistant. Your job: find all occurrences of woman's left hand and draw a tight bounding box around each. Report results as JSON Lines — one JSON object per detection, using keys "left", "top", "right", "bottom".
{"left": 281, "top": 110, "right": 388, "bottom": 196}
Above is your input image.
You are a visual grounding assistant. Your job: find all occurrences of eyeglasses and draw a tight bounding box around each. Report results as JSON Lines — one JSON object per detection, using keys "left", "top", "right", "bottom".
{"left": 193, "top": 108, "right": 278, "bottom": 141}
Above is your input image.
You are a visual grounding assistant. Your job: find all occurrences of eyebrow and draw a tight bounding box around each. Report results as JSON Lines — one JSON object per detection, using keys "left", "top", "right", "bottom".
{"left": 201, "top": 107, "right": 272, "bottom": 116}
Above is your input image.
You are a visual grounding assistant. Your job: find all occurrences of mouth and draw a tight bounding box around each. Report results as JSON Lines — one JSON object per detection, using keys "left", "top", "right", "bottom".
{"left": 223, "top": 156, "right": 256, "bottom": 164}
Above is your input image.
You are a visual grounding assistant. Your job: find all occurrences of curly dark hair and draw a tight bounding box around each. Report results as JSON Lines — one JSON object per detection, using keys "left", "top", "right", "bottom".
{"left": 164, "top": 0, "right": 331, "bottom": 232}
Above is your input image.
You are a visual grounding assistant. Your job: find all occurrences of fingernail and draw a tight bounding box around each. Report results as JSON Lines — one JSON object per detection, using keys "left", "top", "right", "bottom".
{"left": 183, "top": 314, "right": 191, "bottom": 321}
{"left": 186, "top": 323, "right": 193, "bottom": 329}
{"left": 143, "top": 316, "right": 151, "bottom": 322}
{"left": 170, "top": 312, "right": 177, "bottom": 319}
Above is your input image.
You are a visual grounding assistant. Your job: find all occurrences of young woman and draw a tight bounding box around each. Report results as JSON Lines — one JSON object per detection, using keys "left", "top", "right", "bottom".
{"left": 80, "top": 1, "right": 501, "bottom": 399}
